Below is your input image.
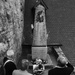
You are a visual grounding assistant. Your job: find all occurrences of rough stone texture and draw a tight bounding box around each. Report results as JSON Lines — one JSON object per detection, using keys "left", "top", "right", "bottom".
{"left": 32, "top": 47, "right": 47, "bottom": 60}
{"left": 54, "top": 47, "right": 68, "bottom": 60}
{"left": 0, "top": 0, "right": 25, "bottom": 65}
{"left": 33, "top": 4, "right": 48, "bottom": 46}
{"left": 32, "top": 4, "right": 48, "bottom": 61}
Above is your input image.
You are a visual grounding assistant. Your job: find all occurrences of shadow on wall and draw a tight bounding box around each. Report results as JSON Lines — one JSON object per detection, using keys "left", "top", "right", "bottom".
{"left": 23, "top": 0, "right": 37, "bottom": 45}
{"left": 23, "top": 0, "right": 48, "bottom": 45}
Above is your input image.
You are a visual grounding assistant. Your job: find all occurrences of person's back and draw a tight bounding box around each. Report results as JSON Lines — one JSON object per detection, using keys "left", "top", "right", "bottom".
{"left": 12, "top": 59, "right": 33, "bottom": 75}
{"left": 48, "top": 56, "right": 74, "bottom": 75}
{"left": 48, "top": 62, "right": 74, "bottom": 75}
{"left": 13, "top": 69, "right": 32, "bottom": 75}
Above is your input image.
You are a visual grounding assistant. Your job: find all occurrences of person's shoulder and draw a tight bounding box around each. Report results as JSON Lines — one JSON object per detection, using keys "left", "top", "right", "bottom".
{"left": 12, "top": 69, "right": 22, "bottom": 75}
{"left": 25, "top": 71, "right": 33, "bottom": 75}
{"left": 28, "top": 73, "right": 32, "bottom": 75}
{"left": 29, "top": 73, "right": 33, "bottom": 75}
{"left": 48, "top": 66, "right": 61, "bottom": 72}
{"left": 13, "top": 69, "right": 20, "bottom": 72}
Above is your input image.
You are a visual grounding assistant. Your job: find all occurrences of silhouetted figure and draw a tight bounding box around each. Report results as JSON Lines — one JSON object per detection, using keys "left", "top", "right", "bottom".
{"left": 3, "top": 57, "right": 17, "bottom": 75}
{"left": 48, "top": 56, "right": 74, "bottom": 75}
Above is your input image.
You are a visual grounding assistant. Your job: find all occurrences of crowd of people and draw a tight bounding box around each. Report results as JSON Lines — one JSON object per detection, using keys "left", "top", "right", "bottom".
{"left": 1, "top": 50, "right": 74, "bottom": 75}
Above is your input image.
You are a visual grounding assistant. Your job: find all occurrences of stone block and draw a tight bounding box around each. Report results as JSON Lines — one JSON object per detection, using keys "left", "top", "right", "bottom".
{"left": 32, "top": 46, "right": 47, "bottom": 60}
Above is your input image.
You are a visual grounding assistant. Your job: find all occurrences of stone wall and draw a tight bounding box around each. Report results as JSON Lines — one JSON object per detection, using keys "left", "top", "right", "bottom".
{"left": 0, "top": 0, "right": 25, "bottom": 65}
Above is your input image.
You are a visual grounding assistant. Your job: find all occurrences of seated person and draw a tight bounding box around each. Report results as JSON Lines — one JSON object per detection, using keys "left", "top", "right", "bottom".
{"left": 48, "top": 55, "right": 74, "bottom": 75}
{"left": 3, "top": 50, "right": 17, "bottom": 75}
{"left": 12, "top": 59, "right": 32, "bottom": 75}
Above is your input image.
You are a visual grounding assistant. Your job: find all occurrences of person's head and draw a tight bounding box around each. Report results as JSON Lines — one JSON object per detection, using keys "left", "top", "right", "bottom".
{"left": 57, "top": 56, "right": 67, "bottom": 67}
{"left": 6, "top": 50, "right": 14, "bottom": 59}
{"left": 22, "top": 59, "right": 29, "bottom": 71}
{"left": 7, "top": 50, "right": 14, "bottom": 56}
